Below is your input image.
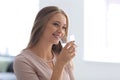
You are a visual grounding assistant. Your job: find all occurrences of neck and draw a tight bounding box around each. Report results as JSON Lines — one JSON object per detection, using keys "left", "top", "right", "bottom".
{"left": 30, "top": 40, "right": 53, "bottom": 60}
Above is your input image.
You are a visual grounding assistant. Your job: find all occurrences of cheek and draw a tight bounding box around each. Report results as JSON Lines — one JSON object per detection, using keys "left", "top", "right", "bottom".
{"left": 46, "top": 26, "right": 54, "bottom": 33}
{"left": 62, "top": 31, "right": 66, "bottom": 38}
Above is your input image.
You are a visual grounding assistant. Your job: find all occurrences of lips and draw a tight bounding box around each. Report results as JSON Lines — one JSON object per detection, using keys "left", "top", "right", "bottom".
{"left": 52, "top": 33, "right": 61, "bottom": 40}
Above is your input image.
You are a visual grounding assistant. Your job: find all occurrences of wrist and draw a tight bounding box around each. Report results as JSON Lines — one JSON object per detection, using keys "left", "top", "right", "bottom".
{"left": 56, "top": 57, "right": 67, "bottom": 67}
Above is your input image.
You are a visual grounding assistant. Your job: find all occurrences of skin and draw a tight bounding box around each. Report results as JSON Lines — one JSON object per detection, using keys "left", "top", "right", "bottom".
{"left": 30, "top": 13, "right": 77, "bottom": 80}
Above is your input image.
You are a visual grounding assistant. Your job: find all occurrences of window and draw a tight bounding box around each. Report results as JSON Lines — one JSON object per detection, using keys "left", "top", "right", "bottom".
{"left": 84, "top": 0, "right": 120, "bottom": 63}
{"left": 0, "top": 0, "right": 39, "bottom": 56}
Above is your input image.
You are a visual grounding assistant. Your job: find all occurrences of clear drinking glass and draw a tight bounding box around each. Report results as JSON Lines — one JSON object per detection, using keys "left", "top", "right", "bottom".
{"left": 61, "top": 34, "right": 75, "bottom": 47}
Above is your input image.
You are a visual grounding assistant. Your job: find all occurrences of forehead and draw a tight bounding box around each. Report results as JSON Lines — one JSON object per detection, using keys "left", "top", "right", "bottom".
{"left": 49, "top": 13, "right": 67, "bottom": 24}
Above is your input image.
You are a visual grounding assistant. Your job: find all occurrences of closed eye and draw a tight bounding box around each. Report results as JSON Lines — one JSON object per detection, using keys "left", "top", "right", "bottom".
{"left": 62, "top": 26, "right": 66, "bottom": 30}
{"left": 52, "top": 22, "right": 66, "bottom": 30}
{"left": 53, "top": 22, "right": 60, "bottom": 27}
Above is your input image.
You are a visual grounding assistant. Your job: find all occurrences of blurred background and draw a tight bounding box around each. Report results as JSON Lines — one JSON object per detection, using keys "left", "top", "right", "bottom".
{"left": 0, "top": 0, "right": 120, "bottom": 80}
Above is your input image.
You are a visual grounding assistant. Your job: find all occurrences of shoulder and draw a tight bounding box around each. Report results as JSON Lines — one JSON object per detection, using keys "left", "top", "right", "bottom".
{"left": 13, "top": 49, "right": 47, "bottom": 69}
{"left": 13, "top": 50, "right": 31, "bottom": 68}
{"left": 13, "top": 49, "right": 38, "bottom": 68}
{"left": 13, "top": 49, "right": 40, "bottom": 74}
{"left": 13, "top": 50, "right": 41, "bottom": 80}
{"left": 14, "top": 50, "right": 26, "bottom": 63}
{"left": 14, "top": 49, "right": 30, "bottom": 63}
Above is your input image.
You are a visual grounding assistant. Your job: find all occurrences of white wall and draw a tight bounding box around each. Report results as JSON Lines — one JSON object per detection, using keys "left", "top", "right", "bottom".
{"left": 39, "top": 0, "right": 120, "bottom": 80}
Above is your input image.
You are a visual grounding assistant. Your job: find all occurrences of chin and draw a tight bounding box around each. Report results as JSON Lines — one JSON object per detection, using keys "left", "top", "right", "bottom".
{"left": 53, "top": 41, "right": 59, "bottom": 45}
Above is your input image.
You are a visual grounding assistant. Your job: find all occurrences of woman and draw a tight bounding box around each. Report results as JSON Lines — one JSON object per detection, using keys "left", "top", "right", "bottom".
{"left": 13, "top": 6, "right": 77, "bottom": 80}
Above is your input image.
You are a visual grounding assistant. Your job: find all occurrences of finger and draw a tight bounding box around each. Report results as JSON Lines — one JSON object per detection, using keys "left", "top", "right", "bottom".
{"left": 69, "top": 49, "right": 76, "bottom": 54}
{"left": 68, "top": 44, "right": 77, "bottom": 52}
{"left": 68, "top": 46, "right": 75, "bottom": 53}
{"left": 73, "top": 44, "right": 78, "bottom": 48}
{"left": 64, "top": 41, "right": 75, "bottom": 49}
{"left": 70, "top": 53, "right": 76, "bottom": 59}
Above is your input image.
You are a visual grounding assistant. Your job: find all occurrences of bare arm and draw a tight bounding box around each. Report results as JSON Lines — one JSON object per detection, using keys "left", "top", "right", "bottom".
{"left": 51, "top": 41, "right": 77, "bottom": 80}
{"left": 51, "top": 60, "right": 65, "bottom": 80}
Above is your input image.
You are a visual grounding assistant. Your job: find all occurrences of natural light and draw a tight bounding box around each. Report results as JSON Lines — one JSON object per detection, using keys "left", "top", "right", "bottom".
{"left": 84, "top": 0, "right": 120, "bottom": 63}
{"left": 0, "top": 0, "right": 39, "bottom": 56}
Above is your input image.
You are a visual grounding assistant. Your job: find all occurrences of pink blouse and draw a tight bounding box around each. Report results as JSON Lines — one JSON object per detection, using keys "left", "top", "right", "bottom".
{"left": 13, "top": 49, "right": 75, "bottom": 80}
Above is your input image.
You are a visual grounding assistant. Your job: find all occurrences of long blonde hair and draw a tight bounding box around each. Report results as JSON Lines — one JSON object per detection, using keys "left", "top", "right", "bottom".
{"left": 27, "top": 6, "right": 69, "bottom": 54}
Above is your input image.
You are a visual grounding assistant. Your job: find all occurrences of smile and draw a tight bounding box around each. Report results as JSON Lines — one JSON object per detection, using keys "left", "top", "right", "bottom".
{"left": 52, "top": 33, "right": 61, "bottom": 40}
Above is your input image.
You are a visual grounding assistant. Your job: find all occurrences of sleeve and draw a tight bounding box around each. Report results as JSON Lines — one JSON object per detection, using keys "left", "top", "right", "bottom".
{"left": 66, "top": 61, "right": 75, "bottom": 80}
{"left": 13, "top": 56, "right": 40, "bottom": 80}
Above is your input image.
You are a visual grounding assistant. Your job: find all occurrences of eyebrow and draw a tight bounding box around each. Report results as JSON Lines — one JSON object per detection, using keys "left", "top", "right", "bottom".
{"left": 54, "top": 21, "right": 66, "bottom": 26}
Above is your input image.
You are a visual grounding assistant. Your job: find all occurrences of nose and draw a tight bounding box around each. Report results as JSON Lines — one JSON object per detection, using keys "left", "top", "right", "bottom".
{"left": 57, "top": 27, "right": 64, "bottom": 33}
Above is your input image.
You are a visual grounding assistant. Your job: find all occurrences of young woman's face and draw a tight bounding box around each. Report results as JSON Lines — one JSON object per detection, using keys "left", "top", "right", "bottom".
{"left": 41, "top": 13, "right": 67, "bottom": 44}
